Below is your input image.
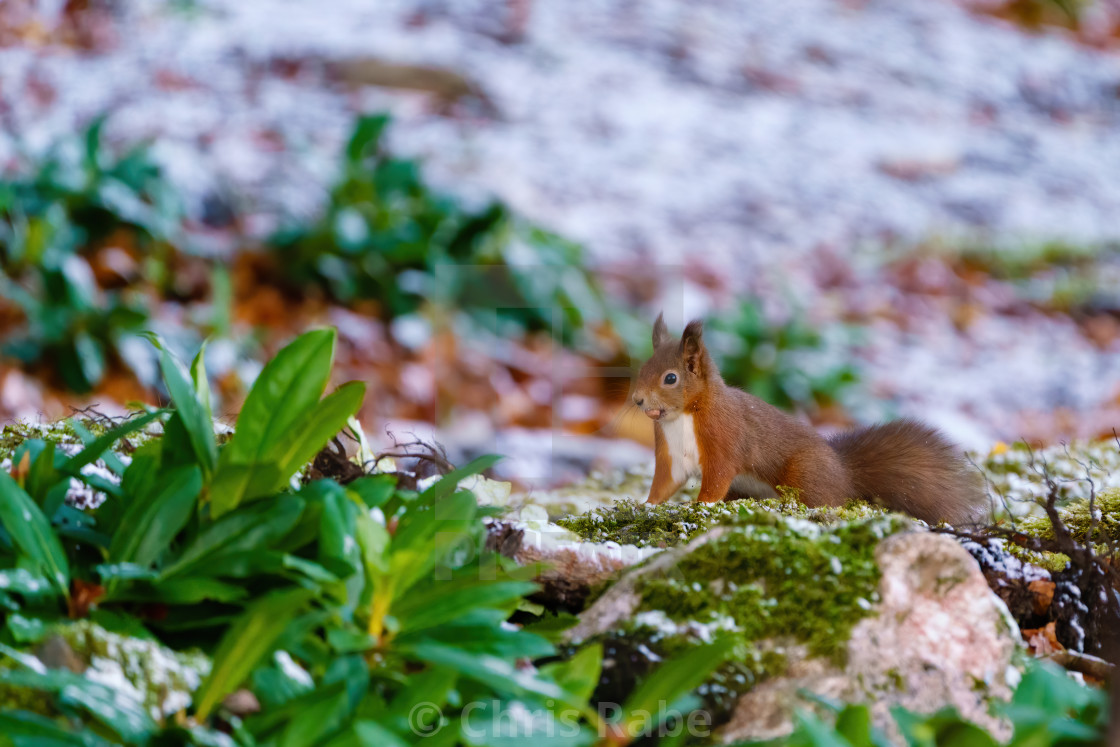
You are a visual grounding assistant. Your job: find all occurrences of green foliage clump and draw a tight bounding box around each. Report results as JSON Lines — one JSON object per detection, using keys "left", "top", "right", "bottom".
{"left": 271, "top": 114, "right": 624, "bottom": 349}
{"left": 556, "top": 497, "right": 891, "bottom": 549}
{"left": 704, "top": 300, "right": 859, "bottom": 413}
{"left": 0, "top": 117, "right": 180, "bottom": 392}
{"left": 0, "top": 327, "right": 731, "bottom": 745}
{"left": 743, "top": 658, "right": 1106, "bottom": 747}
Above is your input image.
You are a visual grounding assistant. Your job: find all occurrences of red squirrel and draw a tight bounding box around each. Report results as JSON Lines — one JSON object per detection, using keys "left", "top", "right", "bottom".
{"left": 633, "top": 314, "right": 986, "bottom": 525}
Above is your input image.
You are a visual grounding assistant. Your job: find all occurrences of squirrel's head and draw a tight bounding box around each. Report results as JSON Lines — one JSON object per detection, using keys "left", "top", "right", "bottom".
{"left": 633, "top": 313, "right": 712, "bottom": 422}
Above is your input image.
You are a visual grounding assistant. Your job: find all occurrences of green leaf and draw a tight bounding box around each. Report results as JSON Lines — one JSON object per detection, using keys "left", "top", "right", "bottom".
{"left": 407, "top": 642, "right": 568, "bottom": 702}
{"left": 0, "top": 472, "right": 70, "bottom": 598}
{"left": 0, "top": 709, "right": 109, "bottom": 746}
{"left": 345, "top": 114, "right": 389, "bottom": 164}
{"left": 194, "top": 587, "right": 317, "bottom": 721}
{"left": 160, "top": 495, "right": 305, "bottom": 580}
{"left": 145, "top": 576, "right": 249, "bottom": 604}
{"left": 109, "top": 466, "right": 201, "bottom": 568}
{"left": 834, "top": 704, "right": 888, "bottom": 747}
{"left": 190, "top": 339, "right": 214, "bottom": 424}
{"left": 271, "top": 381, "right": 366, "bottom": 489}
{"left": 325, "top": 721, "right": 411, "bottom": 747}
{"left": 620, "top": 637, "right": 734, "bottom": 735}
{"left": 61, "top": 408, "right": 166, "bottom": 476}
{"left": 145, "top": 335, "right": 217, "bottom": 478}
{"left": 392, "top": 579, "right": 538, "bottom": 632}
{"left": 539, "top": 644, "right": 602, "bottom": 706}
{"left": 210, "top": 329, "right": 337, "bottom": 516}
{"left": 229, "top": 328, "right": 337, "bottom": 462}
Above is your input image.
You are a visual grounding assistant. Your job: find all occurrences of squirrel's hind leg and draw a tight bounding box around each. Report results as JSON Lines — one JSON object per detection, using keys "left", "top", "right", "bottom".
{"left": 775, "top": 448, "right": 852, "bottom": 508}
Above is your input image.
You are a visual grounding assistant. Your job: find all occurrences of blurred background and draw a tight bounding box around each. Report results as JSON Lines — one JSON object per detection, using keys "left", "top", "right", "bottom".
{"left": 2, "top": 0, "right": 1120, "bottom": 488}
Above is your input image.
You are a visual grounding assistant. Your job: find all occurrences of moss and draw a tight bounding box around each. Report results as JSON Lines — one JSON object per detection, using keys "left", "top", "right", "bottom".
{"left": 1019, "top": 488, "right": 1120, "bottom": 544}
{"left": 580, "top": 512, "right": 909, "bottom": 727}
{"left": 996, "top": 487, "right": 1120, "bottom": 572}
{"left": 975, "top": 440, "right": 1120, "bottom": 510}
{"left": 555, "top": 497, "right": 891, "bottom": 549}
{"left": 0, "top": 418, "right": 159, "bottom": 463}
{"left": 633, "top": 513, "right": 905, "bottom": 661}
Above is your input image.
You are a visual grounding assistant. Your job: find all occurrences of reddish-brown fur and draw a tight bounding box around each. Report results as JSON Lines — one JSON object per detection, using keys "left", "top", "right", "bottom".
{"left": 632, "top": 315, "right": 986, "bottom": 525}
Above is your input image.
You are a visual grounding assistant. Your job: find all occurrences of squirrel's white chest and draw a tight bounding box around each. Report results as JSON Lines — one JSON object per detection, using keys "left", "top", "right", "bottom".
{"left": 662, "top": 414, "right": 701, "bottom": 483}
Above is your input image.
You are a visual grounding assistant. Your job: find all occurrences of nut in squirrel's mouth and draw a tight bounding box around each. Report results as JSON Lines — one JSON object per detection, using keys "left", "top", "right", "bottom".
{"left": 644, "top": 408, "right": 663, "bottom": 420}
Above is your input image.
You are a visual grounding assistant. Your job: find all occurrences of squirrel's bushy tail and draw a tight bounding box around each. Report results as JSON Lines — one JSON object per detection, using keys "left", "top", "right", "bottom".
{"left": 827, "top": 418, "right": 988, "bottom": 525}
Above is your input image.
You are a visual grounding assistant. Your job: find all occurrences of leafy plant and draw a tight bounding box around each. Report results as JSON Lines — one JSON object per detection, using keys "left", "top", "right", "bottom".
{"left": 270, "top": 114, "right": 622, "bottom": 349}
{"left": 0, "top": 326, "right": 731, "bottom": 744}
{"left": 0, "top": 116, "right": 180, "bottom": 391}
{"left": 704, "top": 301, "right": 859, "bottom": 413}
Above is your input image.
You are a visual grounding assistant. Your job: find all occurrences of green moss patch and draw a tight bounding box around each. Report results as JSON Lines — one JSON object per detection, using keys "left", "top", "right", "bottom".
{"left": 555, "top": 497, "right": 891, "bottom": 548}
{"left": 1000, "top": 487, "right": 1120, "bottom": 572}
{"left": 579, "top": 512, "right": 909, "bottom": 724}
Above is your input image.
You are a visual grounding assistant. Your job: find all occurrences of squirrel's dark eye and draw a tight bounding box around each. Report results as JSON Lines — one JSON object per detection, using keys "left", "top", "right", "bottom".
{"left": 663, "top": 373, "right": 678, "bottom": 385}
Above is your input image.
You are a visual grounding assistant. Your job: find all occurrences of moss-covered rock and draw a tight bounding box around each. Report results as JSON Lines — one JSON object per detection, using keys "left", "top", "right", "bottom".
{"left": 566, "top": 512, "right": 1021, "bottom": 741}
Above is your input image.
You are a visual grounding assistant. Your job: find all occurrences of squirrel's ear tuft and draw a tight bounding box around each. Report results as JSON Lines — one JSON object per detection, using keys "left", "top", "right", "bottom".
{"left": 680, "top": 319, "right": 705, "bottom": 375}
{"left": 652, "top": 312, "right": 669, "bottom": 348}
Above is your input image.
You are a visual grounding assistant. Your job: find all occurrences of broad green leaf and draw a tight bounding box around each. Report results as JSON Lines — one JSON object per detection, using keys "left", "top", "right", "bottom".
{"left": 382, "top": 666, "right": 458, "bottom": 732}
{"left": 0, "top": 709, "right": 109, "bottom": 746}
{"left": 246, "top": 678, "right": 349, "bottom": 738}
{"left": 834, "top": 704, "right": 884, "bottom": 747}
{"left": 207, "top": 461, "right": 284, "bottom": 518}
{"left": 146, "top": 335, "right": 217, "bottom": 478}
{"left": 146, "top": 577, "right": 249, "bottom": 604}
{"left": 620, "top": 638, "right": 734, "bottom": 734}
{"left": 229, "top": 328, "right": 336, "bottom": 462}
{"left": 407, "top": 642, "right": 568, "bottom": 702}
{"left": 160, "top": 495, "right": 304, "bottom": 580}
{"left": 277, "top": 655, "right": 368, "bottom": 747}
{"left": 539, "top": 644, "right": 602, "bottom": 706}
{"left": 194, "top": 587, "right": 316, "bottom": 720}
{"left": 25, "top": 442, "right": 59, "bottom": 504}
{"left": 395, "top": 609, "right": 554, "bottom": 660}
{"left": 109, "top": 466, "right": 201, "bottom": 568}
{"left": 325, "top": 721, "right": 411, "bottom": 747}
{"left": 392, "top": 579, "right": 538, "bottom": 632}
{"left": 209, "top": 329, "right": 337, "bottom": 517}
{"left": 345, "top": 114, "right": 389, "bottom": 164}
{"left": 0, "top": 472, "right": 70, "bottom": 598}
{"left": 272, "top": 381, "right": 366, "bottom": 490}
{"left": 61, "top": 408, "right": 166, "bottom": 475}
{"left": 190, "top": 340, "right": 214, "bottom": 425}
{"left": 348, "top": 475, "right": 396, "bottom": 509}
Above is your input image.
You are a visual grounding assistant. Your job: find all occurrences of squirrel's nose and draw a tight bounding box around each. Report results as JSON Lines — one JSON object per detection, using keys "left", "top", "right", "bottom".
{"left": 635, "top": 397, "right": 644, "bottom": 407}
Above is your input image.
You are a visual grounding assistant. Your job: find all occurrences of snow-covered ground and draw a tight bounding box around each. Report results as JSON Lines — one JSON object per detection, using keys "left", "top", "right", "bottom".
{"left": 3, "top": 0, "right": 1120, "bottom": 451}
